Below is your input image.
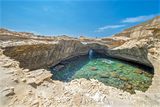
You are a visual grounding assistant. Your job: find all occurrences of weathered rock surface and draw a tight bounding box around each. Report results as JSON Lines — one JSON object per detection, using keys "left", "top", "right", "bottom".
{"left": 2, "top": 40, "right": 90, "bottom": 70}
{"left": 105, "top": 16, "right": 160, "bottom": 107}
{"left": 0, "top": 16, "right": 160, "bottom": 107}
{"left": 105, "top": 16, "right": 160, "bottom": 67}
{"left": 1, "top": 87, "right": 15, "bottom": 96}
{"left": 26, "top": 69, "right": 52, "bottom": 85}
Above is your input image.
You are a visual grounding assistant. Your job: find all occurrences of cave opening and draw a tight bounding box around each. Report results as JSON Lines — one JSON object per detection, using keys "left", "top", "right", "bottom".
{"left": 50, "top": 49, "right": 154, "bottom": 94}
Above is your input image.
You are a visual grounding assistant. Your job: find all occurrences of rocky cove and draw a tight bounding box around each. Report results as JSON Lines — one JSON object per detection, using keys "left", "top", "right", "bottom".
{"left": 51, "top": 52, "right": 153, "bottom": 94}
{"left": 2, "top": 39, "right": 154, "bottom": 94}
{"left": 0, "top": 16, "right": 160, "bottom": 106}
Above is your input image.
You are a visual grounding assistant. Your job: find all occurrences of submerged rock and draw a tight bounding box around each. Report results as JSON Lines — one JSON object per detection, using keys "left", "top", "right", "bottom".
{"left": 54, "top": 64, "right": 65, "bottom": 71}
{"left": 101, "top": 59, "right": 114, "bottom": 64}
{"left": 100, "top": 73, "right": 110, "bottom": 78}
{"left": 110, "top": 72, "right": 119, "bottom": 78}
{"left": 126, "top": 84, "right": 132, "bottom": 89}
{"left": 119, "top": 76, "right": 129, "bottom": 81}
{"left": 90, "top": 67, "right": 98, "bottom": 71}
{"left": 135, "top": 69, "right": 143, "bottom": 74}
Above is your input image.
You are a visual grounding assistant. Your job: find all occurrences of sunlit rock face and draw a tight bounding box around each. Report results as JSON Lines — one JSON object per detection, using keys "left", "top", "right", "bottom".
{"left": 3, "top": 40, "right": 90, "bottom": 70}
{"left": 101, "top": 16, "right": 160, "bottom": 68}
{"left": 0, "top": 16, "right": 160, "bottom": 107}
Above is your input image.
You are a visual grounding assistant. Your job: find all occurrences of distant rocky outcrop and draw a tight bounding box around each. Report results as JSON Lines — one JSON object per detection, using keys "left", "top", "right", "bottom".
{"left": 105, "top": 16, "right": 160, "bottom": 67}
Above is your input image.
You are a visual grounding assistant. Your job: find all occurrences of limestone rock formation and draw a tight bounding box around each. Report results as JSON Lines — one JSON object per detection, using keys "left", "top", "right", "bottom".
{"left": 3, "top": 40, "right": 90, "bottom": 70}
{"left": 0, "top": 16, "right": 160, "bottom": 107}
{"left": 105, "top": 16, "right": 160, "bottom": 67}
{"left": 26, "top": 69, "right": 52, "bottom": 85}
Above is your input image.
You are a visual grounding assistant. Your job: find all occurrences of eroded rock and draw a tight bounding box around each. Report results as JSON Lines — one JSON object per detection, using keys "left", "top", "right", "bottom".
{"left": 26, "top": 69, "right": 52, "bottom": 85}
{"left": 0, "top": 16, "right": 159, "bottom": 107}
{"left": 1, "top": 87, "right": 15, "bottom": 96}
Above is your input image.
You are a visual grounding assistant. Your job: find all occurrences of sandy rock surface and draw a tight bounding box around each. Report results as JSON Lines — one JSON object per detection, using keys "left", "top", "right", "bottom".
{"left": 0, "top": 16, "right": 160, "bottom": 107}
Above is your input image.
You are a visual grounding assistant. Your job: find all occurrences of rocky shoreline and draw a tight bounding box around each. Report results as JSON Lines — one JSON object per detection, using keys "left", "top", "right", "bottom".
{"left": 0, "top": 16, "right": 160, "bottom": 106}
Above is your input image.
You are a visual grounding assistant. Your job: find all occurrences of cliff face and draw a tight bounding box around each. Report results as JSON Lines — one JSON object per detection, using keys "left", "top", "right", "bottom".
{"left": 3, "top": 40, "right": 90, "bottom": 70}
{"left": 105, "top": 16, "right": 160, "bottom": 67}
{"left": 2, "top": 16, "right": 159, "bottom": 69}
{"left": 113, "top": 16, "right": 160, "bottom": 39}
{"left": 105, "top": 16, "right": 160, "bottom": 100}
{"left": 1, "top": 17, "right": 159, "bottom": 73}
{"left": 106, "top": 39, "right": 153, "bottom": 67}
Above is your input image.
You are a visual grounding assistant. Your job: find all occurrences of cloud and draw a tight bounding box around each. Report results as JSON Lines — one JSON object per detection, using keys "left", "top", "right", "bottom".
{"left": 122, "top": 14, "right": 155, "bottom": 23}
{"left": 96, "top": 24, "right": 126, "bottom": 32}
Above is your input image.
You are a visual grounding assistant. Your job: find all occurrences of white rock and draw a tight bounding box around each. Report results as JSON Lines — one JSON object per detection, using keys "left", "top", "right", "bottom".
{"left": 1, "top": 87, "right": 15, "bottom": 96}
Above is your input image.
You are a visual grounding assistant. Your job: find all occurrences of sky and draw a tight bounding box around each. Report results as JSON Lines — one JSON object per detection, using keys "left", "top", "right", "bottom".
{"left": 0, "top": 0, "right": 160, "bottom": 38}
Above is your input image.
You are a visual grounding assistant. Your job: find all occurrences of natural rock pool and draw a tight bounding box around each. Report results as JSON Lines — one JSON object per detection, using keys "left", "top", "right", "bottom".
{"left": 51, "top": 50, "right": 153, "bottom": 94}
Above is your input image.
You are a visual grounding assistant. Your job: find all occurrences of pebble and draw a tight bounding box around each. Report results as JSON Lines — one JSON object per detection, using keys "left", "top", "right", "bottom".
{"left": 21, "top": 78, "right": 26, "bottom": 82}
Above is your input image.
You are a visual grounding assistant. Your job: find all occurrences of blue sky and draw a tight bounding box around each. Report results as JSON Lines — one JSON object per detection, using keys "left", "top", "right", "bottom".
{"left": 0, "top": 0, "right": 159, "bottom": 38}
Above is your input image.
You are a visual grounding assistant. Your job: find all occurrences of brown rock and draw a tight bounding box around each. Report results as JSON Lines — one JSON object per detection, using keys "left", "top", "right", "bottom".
{"left": 119, "top": 76, "right": 129, "bottom": 81}
{"left": 135, "top": 69, "right": 143, "bottom": 74}
{"left": 126, "top": 84, "right": 132, "bottom": 89}
{"left": 110, "top": 72, "right": 118, "bottom": 78}
{"left": 90, "top": 67, "right": 98, "bottom": 71}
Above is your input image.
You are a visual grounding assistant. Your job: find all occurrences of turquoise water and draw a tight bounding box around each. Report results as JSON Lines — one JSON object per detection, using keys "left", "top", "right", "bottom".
{"left": 51, "top": 53, "right": 153, "bottom": 94}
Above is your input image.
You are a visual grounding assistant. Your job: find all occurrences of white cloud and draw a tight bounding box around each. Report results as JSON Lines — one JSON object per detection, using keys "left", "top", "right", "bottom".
{"left": 122, "top": 14, "right": 155, "bottom": 23}
{"left": 96, "top": 24, "right": 126, "bottom": 32}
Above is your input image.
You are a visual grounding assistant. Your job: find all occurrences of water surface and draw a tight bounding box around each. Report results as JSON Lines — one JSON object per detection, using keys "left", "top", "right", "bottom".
{"left": 51, "top": 52, "right": 153, "bottom": 94}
